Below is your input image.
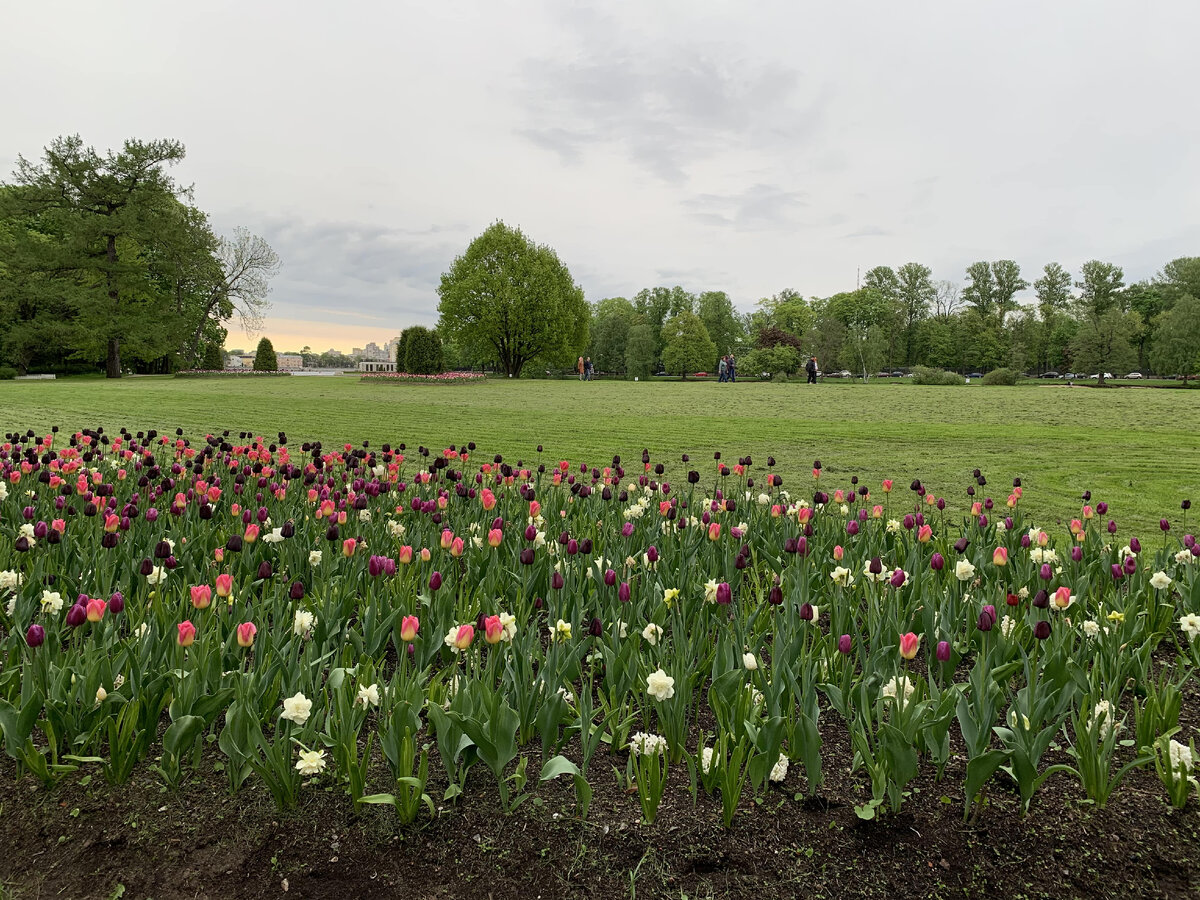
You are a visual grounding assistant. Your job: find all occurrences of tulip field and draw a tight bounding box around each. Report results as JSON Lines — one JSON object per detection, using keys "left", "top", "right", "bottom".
{"left": 2, "top": 379, "right": 1200, "bottom": 899}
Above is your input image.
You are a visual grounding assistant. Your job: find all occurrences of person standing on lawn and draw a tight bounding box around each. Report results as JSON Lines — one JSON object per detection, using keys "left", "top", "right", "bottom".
{"left": 577, "top": 356, "right": 585, "bottom": 380}
{"left": 718, "top": 356, "right": 728, "bottom": 383}
{"left": 806, "top": 356, "right": 818, "bottom": 384}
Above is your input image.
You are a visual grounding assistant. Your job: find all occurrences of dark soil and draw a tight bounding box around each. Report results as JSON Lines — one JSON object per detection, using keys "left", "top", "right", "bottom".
{"left": 3, "top": 730, "right": 1200, "bottom": 900}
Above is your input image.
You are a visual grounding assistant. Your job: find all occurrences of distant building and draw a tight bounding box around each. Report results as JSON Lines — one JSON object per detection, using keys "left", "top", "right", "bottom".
{"left": 363, "top": 341, "right": 387, "bottom": 360}
{"left": 359, "top": 360, "right": 396, "bottom": 373}
{"left": 277, "top": 354, "right": 303, "bottom": 371}
{"left": 226, "top": 355, "right": 244, "bottom": 369}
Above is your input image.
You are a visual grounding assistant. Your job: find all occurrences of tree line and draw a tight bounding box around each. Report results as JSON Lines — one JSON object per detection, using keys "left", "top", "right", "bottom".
{"left": 434, "top": 223, "right": 1200, "bottom": 383}
{"left": 0, "top": 136, "right": 280, "bottom": 377}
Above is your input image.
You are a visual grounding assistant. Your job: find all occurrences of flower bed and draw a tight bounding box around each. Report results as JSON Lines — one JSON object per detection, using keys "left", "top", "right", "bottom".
{"left": 1, "top": 432, "right": 1197, "bottom": 830}
{"left": 360, "top": 371, "right": 488, "bottom": 384}
{"left": 175, "top": 369, "right": 292, "bottom": 378}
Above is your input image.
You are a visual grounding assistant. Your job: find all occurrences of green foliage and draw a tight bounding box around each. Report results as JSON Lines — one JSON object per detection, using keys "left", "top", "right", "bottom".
{"left": 0, "top": 366, "right": 16, "bottom": 380}
{"left": 741, "top": 345, "right": 801, "bottom": 378}
{"left": 253, "top": 337, "right": 277, "bottom": 372}
{"left": 588, "top": 297, "right": 635, "bottom": 374}
{"left": 660, "top": 310, "right": 717, "bottom": 378}
{"left": 402, "top": 326, "right": 444, "bottom": 375}
{"left": 982, "top": 367, "right": 1019, "bottom": 386}
{"left": 697, "top": 290, "right": 745, "bottom": 357}
{"left": 437, "top": 221, "right": 587, "bottom": 377}
{"left": 624, "top": 322, "right": 658, "bottom": 380}
{"left": 1150, "top": 295, "right": 1200, "bottom": 382}
{"left": 201, "top": 342, "right": 226, "bottom": 371}
{"left": 910, "top": 366, "right": 965, "bottom": 386}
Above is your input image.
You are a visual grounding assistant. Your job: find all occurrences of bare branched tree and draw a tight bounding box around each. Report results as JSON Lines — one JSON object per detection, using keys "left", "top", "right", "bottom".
{"left": 186, "top": 227, "right": 281, "bottom": 353}
{"left": 933, "top": 280, "right": 962, "bottom": 319}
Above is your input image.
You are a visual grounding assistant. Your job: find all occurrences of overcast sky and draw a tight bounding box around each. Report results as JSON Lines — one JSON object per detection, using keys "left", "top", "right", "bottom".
{"left": 3, "top": 0, "right": 1198, "bottom": 351}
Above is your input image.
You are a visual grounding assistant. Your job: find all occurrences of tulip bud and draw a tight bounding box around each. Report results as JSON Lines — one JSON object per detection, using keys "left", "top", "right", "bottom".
{"left": 1034, "top": 620, "right": 1051, "bottom": 640}
{"left": 604, "top": 568, "right": 617, "bottom": 586}
{"left": 889, "top": 569, "right": 906, "bottom": 589}
{"left": 108, "top": 591, "right": 124, "bottom": 615}
{"left": 936, "top": 640, "right": 951, "bottom": 662}
{"left": 429, "top": 571, "right": 443, "bottom": 592}
{"left": 716, "top": 582, "right": 732, "bottom": 605}
{"left": 289, "top": 580, "right": 305, "bottom": 600}
{"left": 177, "top": 620, "right": 197, "bottom": 647}
{"left": 237, "top": 622, "right": 257, "bottom": 647}
{"left": 837, "top": 634, "right": 852, "bottom": 655}
{"left": 26, "top": 623, "right": 45, "bottom": 648}
{"left": 799, "top": 602, "right": 814, "bottom": 621}
{"left": 1130, "top": 537, "right": 1141, "bottom": 554}
{"left": 899, "top": 632, "right": 920, "bottom": 659}
{"left": 520, "top": 548, "right": 535, "bottom": 565}
{"left": 768, "top": 584, "right": 783, "bottom": 605}
{"left": 1070, "top": 546, "right": 1083, "bottom": 562}
{"left": 588, "top": 617, "right": 603, "bottom": 638}
{"left": 646, "top": 545, "right": 658, "bottom": 563}
{"left": 930, "top": 552, "right": 945, "bottom": 571}
{"left": 257, "top": 561, "right": 273, "bottom": 580}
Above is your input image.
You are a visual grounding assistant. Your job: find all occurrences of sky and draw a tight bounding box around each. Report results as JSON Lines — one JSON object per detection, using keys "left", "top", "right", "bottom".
{"left": 3, "top": 0, "right": 1198, "bottom": 352}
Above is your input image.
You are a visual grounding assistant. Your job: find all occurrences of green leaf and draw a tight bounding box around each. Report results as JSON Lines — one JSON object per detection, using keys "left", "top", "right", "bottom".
{"left": 539, "top": 755, "right": 581, "bottom": 782}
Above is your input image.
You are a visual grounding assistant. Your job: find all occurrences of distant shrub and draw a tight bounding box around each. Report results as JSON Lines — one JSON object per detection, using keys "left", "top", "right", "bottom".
{"left": 983, "top": 367, "right": 1019, "bottom": 386}
{"left": 253, "top": 337, "right": 277, "bottom": 372}
{"left": 0, "top": 367, "right": 17, "bottom": 380}
{"left": 202, "top": 343, "right": 226, "bottom": 371}
{"left": 771, "top": 371, "right": 790, "bottom": 383}
{"left": 403, "top": 326, "right": 444, "bottom": 375}
{"left": 911, "top": 366, "right": 965, "bottom": 386}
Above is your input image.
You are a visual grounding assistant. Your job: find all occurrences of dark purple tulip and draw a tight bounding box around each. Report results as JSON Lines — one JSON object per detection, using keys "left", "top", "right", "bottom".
{"left": 977, "top": 611, "right": 994, "bottom": 632}
{"left": 1123, "top": 555, "right": 1137, "bottom": 575}
{"left": 139, "top": 557, "right": 154, "bottom": 576}
{"left": 108, "top": 591, "right": 124, "bottom": 614}
{"left": 588, "top": 617, "right": 603, "bottom": 638}
{"left": 21, "top": 506, "right": 34, "bottom": 521}
{"left": 520, "top": 548, "right": 535, "bottom": 565}
{"left": 1130, "top": 537, "right": 1141, "bottom": 554}
{"left": 1110, "top": 563, "right": 1123, "bottom": 581}
{"left": 14, "top": 536, "right": 31, "bottom": 553}
{"left": 889, "top": 569, "right": 906, "bottom": 589}
{"left": 1040, "top": 563, "right": 1053, "bottom": 581}
{"left": 290, "top": 581, "right": 305, "bottom": 600}
{"left": 33, "top": 521, "right": 47, "bottom": 540}
{"left": 799, "top": 602, "right": 814, "bottom": 621}
{"left": 846, "top": 520, "right": 859, "bottom": 536}
{"left": 903, "top": 514, "right": 915, "bottom": 530}
{"left": 1020, "top": 534, "right": 1031, "bottom": 549}
{"left": 1183, "top": 500, "right": 1192, "bottom": 511}
{"left": 566, "top": 539, "right": 579, "bottom": 556}
{"left": 429, "top": 571, "right": 443, "bottom": 592}
{"left": 1034, "top": 620, "right": 1051, "bottom": 640}
{"left": 783, "top": 537, "right": 797, "bottom": 554}
{"left": 551, "top": 571, "right": 564, "bottom": 590}
{"left": 225, "top": 534, "right": 243, "bottom": 553}
{"left": 646, "top": 545, "right": 658, "bottom": 563}
{"left": 954, "top": 538, "right": 970, "bottom": 554}
{"left": 734, "top": 554, "right": 747, "bottom": 570}
{"left": 1096, "top": 502, "right": 1107, "bottom": 515}
{"left": 1033, "top": 589, "right": 1049, "bottom": 609}
{"left": 936, "top": 640, "right": 951, "bottom": 662}
{"left": 257, "top": 561, "right": 272, "bottom": 580}
{"left": 1070, "top": 546, "right": 1083, "bottom": 562}
{"left": 368, "top": 555, "right": 384, "bottom": 578}
{"left": 1160, "top": 519, "right": 1171, "bottom": 532}
{"left": 1108, "top": 520, "right": 1117, "bottom": 534}
{"left": 837, "top": 634, "right": 852, "bottom": 654}
{"left": 978, "top": 515, "right": 988, "bottom": 528}
{"left": 326, "top": 524, "right": 340, "bottom": 542}
{"left": 768, "top": 584, "right": 783, "bottom": 605}
{"left": 281, "top": 520, "right": 295, "bottom": 539}
{"left": 1186, "top": 534, "right": 1196, "bottom": 549}
{"left": 524, "top": 524, "right": 537, "bottom": 542}
{"left": 930, "top": 552, "right": 945, "bottom": 571}
{"left": 716, "top": 582, "right": 732, "bottom": 605}
{"left": 26, "top": 624, "right": 45, "bottom": 648}
{"left": 66, "top": 604, "right": 87, "bottom": 628}
{"left": 796, "top": 536, "right": 809, "bottom": 556}
{"left": 604, "top": 568, "right": 617, "bottom": 587}
{"left": 618, "top": 581, "right": 631, "bottom": 602}
{"left": 101, "top": 532, "right": 118, "bottom": 549}
{"left": 858, "top": 508, "right": 868, "bottom": 522}
{"left": 937, "top": 498, "right": 946, "bottom": 511}
{"left": 164, "top": 554, "right": 177, "bottom": 570}
{"left": 983, "top": 604, "right": 996, "bottom": 624}
{"left": 869, "top": 557, "right": 883, "bottom": 575}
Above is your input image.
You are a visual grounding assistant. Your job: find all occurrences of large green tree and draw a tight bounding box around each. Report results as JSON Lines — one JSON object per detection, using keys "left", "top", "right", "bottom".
{"left": 588, "top": 297, "right": 635, "bottom": 374}
{"left": 660, "top": 310, "right": 716, "bottom": 379}
{"left": 895, "top": 262, "right": 934, "bottom": 364}
{"left": 697, "top": 290, "right": 744, "bottom": 357}
{"left": 1150, "top": 295, "right": 1200, "bottom": 384}
{"left": 253, "top": 336, "right": 278, "bottom": 371}
{"left": 4, "top": 135, "right": 189, "bottom": 376}
{"left": 437, "top": 222, "right": 587, "bottom": 377}
{"left": 624, "top": 320, "right": 658, "bottom": 379}
{"left": 1074, "top": 261, "right": 1127, "bottom": 383}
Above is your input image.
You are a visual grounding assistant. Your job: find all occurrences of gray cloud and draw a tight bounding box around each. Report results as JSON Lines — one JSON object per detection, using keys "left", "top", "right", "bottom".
{"left": 683, "top": 183, "right": 810, "bottom": 230}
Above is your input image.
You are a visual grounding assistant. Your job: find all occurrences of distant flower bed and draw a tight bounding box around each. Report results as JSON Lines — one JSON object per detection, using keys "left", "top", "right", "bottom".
{"left": 360, "top": 371, "right": 487, "bottom": 384}
{"left": 175, "top": 370, "right": 293, "bottom": 378}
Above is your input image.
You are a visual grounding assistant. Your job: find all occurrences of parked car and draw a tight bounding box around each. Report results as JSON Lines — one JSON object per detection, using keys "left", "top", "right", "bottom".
{"left": 1040, "top": 371, "right": 1059, "bottom": 378}
{"left": 967, "top": 372, "right": 983, "bottom": 379}
{"left": 1126, "top": 372, "right": 1143, "bottom": 379}
{"left": 891, "top": 371, "right": 904, "bottom": 377}
{"left": 1061, "top": 373, "right": 1075, "bottom": 379}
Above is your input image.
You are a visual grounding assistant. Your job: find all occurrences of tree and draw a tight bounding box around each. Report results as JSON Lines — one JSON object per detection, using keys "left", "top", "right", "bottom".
{"left": 741, "top": 345, "right": 801, "bottom": 378}
{"left": 403, "top": 325, "right": 444, "bottom": 374}
{"left": 1034, "top": 262, "right": 1073, "bottom": 314}
{"left": 895, "top": 263, "right": 934, "bottom": 364}
{"left": 1074, "top": 261, "right": 1126, "bottom": 383}
{"left": 863, "top": 266, "right": 902, "bottom": 366}
{"left": 201, "top": 341, "right": 225, "bottom": 370}
{"left": 961, "top": 262, "right": 997, "bottom": 320}
{"left": 1155, "top": 257, "right": 1200, "bottom": 309}
{"left": 589, "top": 297, "right": 635, "bottom": 374}
{"left": 1070, "top": 309, "right": 1138, "bottom": 380}
{"left": 253, "top": 336, "right": 277, "bottom": 371}
{"left": 1150, "top": 295, "right": 1200, "bottom": 384}
{"left": 4, "top": 135, "right": 189, "bottom": 377}
{"left": 437, "top": 222, "right": 587, "bottom": 377}
{"left": 396, "top": 330, "right": 414, "bottom": 370}
{"left": 697, "top": 290, "right": 744, "bottom": 357}
{"left": 633, "top": 286, "right": 696, "bottom": 368}
{"left": 624, "top": 320, "right": 658, "bottom": 379}
{"left": 932, "top": 280, "right": 962, "bottom": 319}
{"left": 828, "top": 289, "right": 888, "bottom": 381}
{"left": 991, "top": 260, "right": 1028, "bottom": 325}
{"left": 659, "top": 311, "right": 716, "bottom": 379}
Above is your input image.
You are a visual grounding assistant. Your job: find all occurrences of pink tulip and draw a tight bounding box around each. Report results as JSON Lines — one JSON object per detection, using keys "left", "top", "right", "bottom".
{"left": 191, "top": 584, "right": 212, "bottom": 609}
{"left": 400, "top": 615, "right": 419, "bottom": 642}
{"left": 899, "top": 631, "right": 920, "bottom": 660}
{"left": 177, "top": 621, "right": 197, "bottom": 647}
{"left": 236, "top": 622, "right": 257, "bottom": 647}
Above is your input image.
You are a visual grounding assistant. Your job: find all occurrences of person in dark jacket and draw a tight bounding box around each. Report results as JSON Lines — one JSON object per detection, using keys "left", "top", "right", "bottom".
{"left": 805, "top": 357, "right": 818, "bottom": 384}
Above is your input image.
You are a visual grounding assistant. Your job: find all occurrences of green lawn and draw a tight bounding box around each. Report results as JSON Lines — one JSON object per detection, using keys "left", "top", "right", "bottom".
{"left": 2, "top": 375, "right": 1196, "bottom": 532}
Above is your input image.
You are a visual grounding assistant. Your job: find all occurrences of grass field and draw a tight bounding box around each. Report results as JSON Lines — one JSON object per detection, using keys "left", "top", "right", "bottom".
{"left": 2, "top": 375, "right": 1197, "bottom": 531}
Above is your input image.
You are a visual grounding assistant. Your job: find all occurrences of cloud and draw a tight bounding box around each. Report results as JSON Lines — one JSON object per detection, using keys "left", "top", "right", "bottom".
{"left": 683, "top": 183, "right": 810, "bottom": 230}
